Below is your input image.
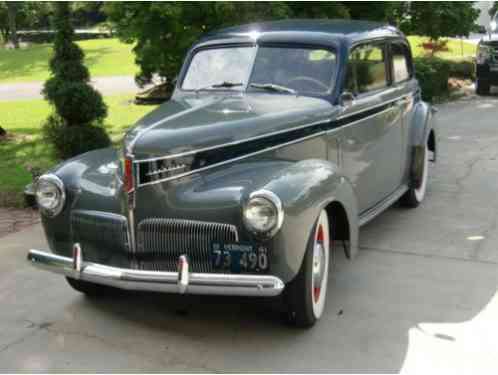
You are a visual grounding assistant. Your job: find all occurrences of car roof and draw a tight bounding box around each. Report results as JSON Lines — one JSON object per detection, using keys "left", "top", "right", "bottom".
{"left": 200, "top": 19, "right": 404, "bottom": 47}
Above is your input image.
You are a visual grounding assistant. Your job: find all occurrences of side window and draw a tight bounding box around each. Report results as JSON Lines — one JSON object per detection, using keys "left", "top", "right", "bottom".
{"left": 391, "top": 43, "right": 412, "bottom": 83}
{"left": 346, "top": 43, "right": 388, "bottom": 94}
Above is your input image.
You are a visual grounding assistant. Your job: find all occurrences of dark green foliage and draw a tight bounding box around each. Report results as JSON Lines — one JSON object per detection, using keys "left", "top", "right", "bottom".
{"left": 43, "top": 79, "right": 107, "bottom": 124}
{"left": 42, "top": 114, "right": 110, "bottom": 160}
{"left": 104, "top": 2, "right": 356, "bottom": 86}
{"left": 42, "top": 2, "right": 109, "bottom": 159}
{"left": 414, "top": 57, "right": 450, "bottom": 102}
{"left": 414, "top": 57, "right": 476, "bottom": 102}
{"left": 105, "top": 2, "right": 479, "bottom": 87}
{"left": 447, "top": 60, "right": 475, "bottom": 81}
{"left": 400, "top": 2, "right": 479, "bottom": 41}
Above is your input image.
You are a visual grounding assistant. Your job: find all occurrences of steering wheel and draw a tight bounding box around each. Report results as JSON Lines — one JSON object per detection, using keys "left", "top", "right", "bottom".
{"left": 286, "top": 76, "right": 329, "bottom": 92}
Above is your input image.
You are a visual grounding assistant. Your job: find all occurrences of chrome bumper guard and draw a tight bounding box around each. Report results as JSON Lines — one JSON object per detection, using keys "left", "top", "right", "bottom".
{"left": 27, "top": 248, "right": 285, "bottom": 297}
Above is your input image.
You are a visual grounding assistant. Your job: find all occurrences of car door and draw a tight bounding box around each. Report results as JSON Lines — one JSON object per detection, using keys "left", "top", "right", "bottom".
{"left": 389, "top": 40, "right": 418, "bottom": 186}
{"left": 336, "top": 41, "right": 404, "bottom": 213}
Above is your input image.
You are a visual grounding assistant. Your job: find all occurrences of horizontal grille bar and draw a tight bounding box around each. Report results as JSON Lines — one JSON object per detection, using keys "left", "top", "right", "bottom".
{"left": 71, "top": 210, "right": 129, "bottom": 253}
{"left": 137, "top": 218, "right": 239, "bottom": 273}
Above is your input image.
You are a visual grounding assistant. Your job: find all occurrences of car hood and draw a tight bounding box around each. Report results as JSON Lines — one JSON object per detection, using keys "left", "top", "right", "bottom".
{"left": 124, "top": 93, "right": 337, "bottom": 159}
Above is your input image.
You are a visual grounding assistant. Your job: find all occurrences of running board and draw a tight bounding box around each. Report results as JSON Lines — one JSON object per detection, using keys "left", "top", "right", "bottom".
{"left": 358, "top": 185, "right": 408, "bottom": 227}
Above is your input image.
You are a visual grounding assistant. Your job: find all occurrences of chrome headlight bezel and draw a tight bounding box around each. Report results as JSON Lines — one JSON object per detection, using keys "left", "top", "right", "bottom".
{"left": 242, "top": 189, "right": 284, "bottom": 239}
{"left": 35, "top": 174, "right": 66, "bottom": 217}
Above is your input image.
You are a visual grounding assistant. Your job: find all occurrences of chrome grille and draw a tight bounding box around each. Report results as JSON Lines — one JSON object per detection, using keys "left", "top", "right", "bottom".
{"left": 137, "top": 218, "right": 239, "bottom": 272}
{"left": 71, "top": 210, "right": 129, "bottom": 252}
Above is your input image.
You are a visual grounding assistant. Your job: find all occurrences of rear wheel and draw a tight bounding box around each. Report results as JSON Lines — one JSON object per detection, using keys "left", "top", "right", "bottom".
{"left": 476, "top": 79, "right": 490, "bottom": 96}
{"left": 284, "top": 210, "right": 331, "bottom": 328}
{"left": 401, "top": 142, "right": 429, "bottom": 208}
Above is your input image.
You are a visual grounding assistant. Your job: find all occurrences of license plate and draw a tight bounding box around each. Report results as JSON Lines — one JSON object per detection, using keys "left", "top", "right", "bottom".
{"left": 211, "top": 243, "right": 269, "bottom": 273}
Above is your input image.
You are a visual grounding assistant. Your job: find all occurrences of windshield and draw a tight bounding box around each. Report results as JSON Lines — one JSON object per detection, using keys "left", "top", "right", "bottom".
{"left": 181, "top": 46, "right": 337, "bottom": 95}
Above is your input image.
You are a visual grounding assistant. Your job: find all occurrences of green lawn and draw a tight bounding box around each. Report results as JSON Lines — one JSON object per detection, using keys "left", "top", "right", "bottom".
{"left": 0, "top": 38, "right": 138, "bottom": 83}
{"left": 407, "top": 36, "right": 477, "bottom": 60}
{"left": 0, "top": 95, "right": 157, "bottom": 206}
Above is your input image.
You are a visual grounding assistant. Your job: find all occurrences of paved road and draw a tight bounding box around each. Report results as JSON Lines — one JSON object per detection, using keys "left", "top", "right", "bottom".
{"left": 0, "top": 76, "right": 142, "bottom": 101}
{"left": 1, "top": 95, "right": 498, "bottom": 372}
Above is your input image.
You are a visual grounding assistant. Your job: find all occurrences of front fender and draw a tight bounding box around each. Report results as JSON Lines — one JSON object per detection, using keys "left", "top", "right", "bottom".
{"left": 40, "top": 147, "right": 124, "bottom": 255}
{"left": 248, "top": 159, "right": 359, "bottom": 283}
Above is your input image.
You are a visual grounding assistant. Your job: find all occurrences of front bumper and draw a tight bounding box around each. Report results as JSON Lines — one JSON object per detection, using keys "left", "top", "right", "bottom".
{"left": 27, "top": 249, "right": 285, "bottom": 297}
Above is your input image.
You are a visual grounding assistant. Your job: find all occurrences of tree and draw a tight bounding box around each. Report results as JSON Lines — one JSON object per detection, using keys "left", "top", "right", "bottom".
{"left": 6, "top": 1, "right": 19, "bottom": 48}
{"left": 0, "top": 2, "right": 53, "bottom": 44}
{"left": 344, "top": 1, "right": 406, "bottom": 24}
{"left": 42, "top": 2, "right": 110, "bottom": 159}
{"left": 104, "top": 2, "right": 352, "bottom": 86}
{"left": 400, "top": 2, "right": 479, "bottom": 41}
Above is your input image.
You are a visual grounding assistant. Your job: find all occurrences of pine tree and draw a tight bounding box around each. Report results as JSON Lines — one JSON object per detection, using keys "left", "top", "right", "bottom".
{"left": 42, "top": 2, "right": 110, "bottom": 159}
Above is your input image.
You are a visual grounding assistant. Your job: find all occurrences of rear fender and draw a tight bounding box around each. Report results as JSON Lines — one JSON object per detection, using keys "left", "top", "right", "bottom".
{"left": 409, "top": 101, "right": 437, "bottom": 188}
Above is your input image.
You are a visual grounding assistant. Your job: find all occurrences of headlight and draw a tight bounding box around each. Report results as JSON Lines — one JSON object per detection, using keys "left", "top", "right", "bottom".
{"left": 243, "top": 190, "right": 284, "bottom": 238}
{"left": 35, "top": 174, "right": 66, "bottom": 217}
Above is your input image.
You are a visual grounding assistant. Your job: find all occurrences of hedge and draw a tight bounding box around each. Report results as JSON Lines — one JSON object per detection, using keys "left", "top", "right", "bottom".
{"left": 414, "top": 57, "right": 475, "bottom": 102}
{"left": 16, "top": 30, "right": 111, "bottom": 44}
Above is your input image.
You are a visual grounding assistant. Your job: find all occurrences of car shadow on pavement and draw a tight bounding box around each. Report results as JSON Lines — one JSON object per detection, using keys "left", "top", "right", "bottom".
{"left": 61, "top": 234, "right": 498, "bottom": 372}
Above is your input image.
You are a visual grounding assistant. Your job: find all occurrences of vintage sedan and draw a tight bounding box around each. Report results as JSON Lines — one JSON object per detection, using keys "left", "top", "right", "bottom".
{"left": 28, "top": 20, "right": 437, "bottom": 327}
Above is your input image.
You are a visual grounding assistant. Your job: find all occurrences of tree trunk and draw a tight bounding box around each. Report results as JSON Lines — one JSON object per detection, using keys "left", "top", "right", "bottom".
{"left": 6, "top": 2, "right": 19, "bottom": 49}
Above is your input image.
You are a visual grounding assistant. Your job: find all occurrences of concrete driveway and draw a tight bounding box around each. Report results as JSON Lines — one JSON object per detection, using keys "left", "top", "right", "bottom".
{"left": 1, "top": 95, "right": 498, "bottom": 372}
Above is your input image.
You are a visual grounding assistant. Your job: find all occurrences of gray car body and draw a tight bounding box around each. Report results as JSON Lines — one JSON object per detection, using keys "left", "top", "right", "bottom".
{"left": 40, "top": 20, "right": 436, "bottom": 284}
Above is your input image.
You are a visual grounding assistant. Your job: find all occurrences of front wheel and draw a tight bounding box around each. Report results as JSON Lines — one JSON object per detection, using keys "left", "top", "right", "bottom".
{"left": 284, "top": 210, "right": 331, "bottom": 328}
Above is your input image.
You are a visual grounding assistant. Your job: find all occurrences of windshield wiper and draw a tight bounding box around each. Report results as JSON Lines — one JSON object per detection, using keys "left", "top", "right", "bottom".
{"left": 249, "top": 83, "right": 297, "bottom": 95}
{"left": 195, "top": 81, "right": 243, "bottom": 92}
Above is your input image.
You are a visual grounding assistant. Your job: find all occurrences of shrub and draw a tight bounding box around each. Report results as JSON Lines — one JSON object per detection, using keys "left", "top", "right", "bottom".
{"left": 414, "top": 57, "right": 476, "bottom": 102}
{"left": 42, "top": 3, "right": 110, "bottom": 159}
{"left": 414, "top": 57, "right": 450, "bottom": 102}
{"left": 42, "top": 115, "right": 110, "bottom": 160}
{"left": 447, "top": 60, "right": 475, "bottom": 81}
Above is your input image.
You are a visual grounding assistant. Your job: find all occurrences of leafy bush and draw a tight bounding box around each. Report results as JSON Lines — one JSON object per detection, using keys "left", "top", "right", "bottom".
{"left": 42, "top": 3, "right": 110, "bottom": 159}
{"left": 44, "top": 79, "right": 107, "bottom": 124}
{"left": 42, "top": 115, "right": 110, "bottom": 160}
{"left": 447, "top": 60, "right": 475, "bottom": 80}
{"left": 414, "top": 57, "right": 450, "bottom": 102}
{"left": 414, "top": 57, "right": 475, "bottom": 102}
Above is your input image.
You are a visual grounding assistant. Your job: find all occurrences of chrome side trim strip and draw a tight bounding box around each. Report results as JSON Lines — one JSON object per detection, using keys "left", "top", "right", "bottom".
{"left": 326, "top": 106, "right": 393, "bottom": 133}
{"left": 133, "top": 117, "right": 333, "bottom": 163}
{"left": 27, "top": 249, "right": 285, "bottom": 297}
{"left": 132, "top": 94, "right": 410, "bottom": 189}
{"left": 133, "top": 94, "right": 411, "bottom": 164}
{"left": 137, "top": 130, "right": 326, "bottom": 188}
{"left": 335, "top": 94, "right": 411, "bottom": 120}
{"left": 358, "top": 184, "right": 409, "bottom": 227}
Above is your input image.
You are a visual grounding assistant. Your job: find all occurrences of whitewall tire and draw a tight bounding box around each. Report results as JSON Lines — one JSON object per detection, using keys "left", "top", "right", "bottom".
{"left": 401, "top": 142, "right": 430, "bottom": 208}
{"left": 285, "top": 210, "right": 331, "bottom": 327}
